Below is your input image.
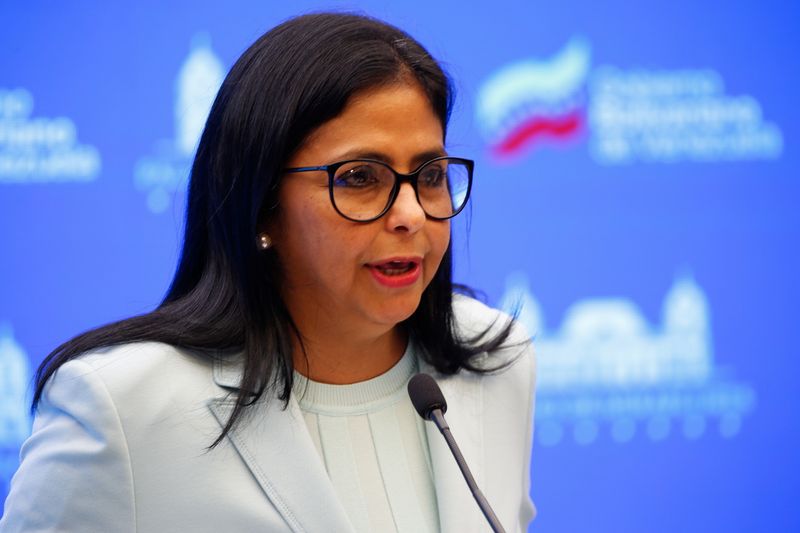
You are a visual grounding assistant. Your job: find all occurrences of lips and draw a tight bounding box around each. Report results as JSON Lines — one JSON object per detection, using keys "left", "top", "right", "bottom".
{"left": 366, "top": 257, "right": 422, "bottom": 287}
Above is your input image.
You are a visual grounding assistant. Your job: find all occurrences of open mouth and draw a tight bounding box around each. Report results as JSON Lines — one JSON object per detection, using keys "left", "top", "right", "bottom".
{"left": 367, "top": 258, "right": 422, "bottom": 287}
{"left": 373, "top": 260, "right": 417, "bottom": 276}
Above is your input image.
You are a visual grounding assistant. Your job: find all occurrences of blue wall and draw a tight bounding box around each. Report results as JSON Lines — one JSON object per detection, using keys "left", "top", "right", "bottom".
{"left": 1, "top": 1, "right": 798, "bottom": 530}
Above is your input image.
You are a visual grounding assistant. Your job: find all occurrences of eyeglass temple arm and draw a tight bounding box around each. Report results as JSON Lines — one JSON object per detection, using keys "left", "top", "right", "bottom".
{"left": 284, "top": 166, "right": 329, "bottom": 173}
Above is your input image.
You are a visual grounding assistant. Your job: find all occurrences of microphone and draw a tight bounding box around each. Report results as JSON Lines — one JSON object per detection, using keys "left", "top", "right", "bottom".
{"left": 407, "top": 373, "right": 506, "bottom": 533}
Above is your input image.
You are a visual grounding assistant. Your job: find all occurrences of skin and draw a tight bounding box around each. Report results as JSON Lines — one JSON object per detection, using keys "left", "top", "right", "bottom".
{"left": 267, "top": 81, "right": 451, "bottom": 384}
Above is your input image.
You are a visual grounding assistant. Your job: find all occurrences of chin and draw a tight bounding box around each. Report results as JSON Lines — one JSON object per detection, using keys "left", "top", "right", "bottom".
{"left": 368, "top": 292, "right": 423, "bottom": 327}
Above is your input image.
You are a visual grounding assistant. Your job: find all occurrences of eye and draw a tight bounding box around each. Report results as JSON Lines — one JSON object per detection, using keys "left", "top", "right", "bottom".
{"left": 419, "top": 164, "right": 446, "bottom": 188}
{"left": 333, "top": 164, "right": 380, "bottom": 188}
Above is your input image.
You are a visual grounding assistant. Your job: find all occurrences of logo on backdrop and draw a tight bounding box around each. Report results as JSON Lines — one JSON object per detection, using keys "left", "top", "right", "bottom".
{"left": 0, "top": 324, "right": 32, "bottom": 497}
{"left": 499, "top": 273, "right": 756, "bottom": 446}
{"left": 476, "top": 37, "right": 589, "bottom": 158}
{"left": 477, "top": 38, "right": 783, "bottom": 163}
{"left": 133, "top": 33, "right": 225, "bottom": 214}
{"left": 0, "top": 88, "right": 101, "bottom": 183}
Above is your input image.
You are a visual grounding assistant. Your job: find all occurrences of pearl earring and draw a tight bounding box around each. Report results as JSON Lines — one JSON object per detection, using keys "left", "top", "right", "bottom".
{"left": 258, "top": 233, "right": 272, "bottom": 250}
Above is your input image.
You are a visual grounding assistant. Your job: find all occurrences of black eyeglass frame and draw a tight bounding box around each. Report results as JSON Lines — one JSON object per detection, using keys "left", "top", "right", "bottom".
{"left": 283, "top": 156, "right": 474, "bottom": 223}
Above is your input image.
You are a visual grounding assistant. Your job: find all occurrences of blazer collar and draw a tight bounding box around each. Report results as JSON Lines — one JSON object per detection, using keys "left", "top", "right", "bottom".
{"left": 209, "top": 357, "right": 488, "bottom": 533}
{"left": 211, "top": 354, "right": 249, "bottom": 391}
{"left": 209, "top": 358, "right": 353, "bottom": 532}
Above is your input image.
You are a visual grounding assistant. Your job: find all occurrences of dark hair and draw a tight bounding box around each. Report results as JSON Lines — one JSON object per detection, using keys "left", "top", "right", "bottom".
{"left": 33, "top": 12, "right": 515, "bottom": 445}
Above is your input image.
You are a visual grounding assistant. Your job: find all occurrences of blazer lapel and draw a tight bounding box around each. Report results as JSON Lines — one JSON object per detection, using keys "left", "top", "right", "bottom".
{"left": 419, "top": 364, "right": 488, "bottom": 533}
{"left": 208, "top": 360, "right": 354, "bottom": 533}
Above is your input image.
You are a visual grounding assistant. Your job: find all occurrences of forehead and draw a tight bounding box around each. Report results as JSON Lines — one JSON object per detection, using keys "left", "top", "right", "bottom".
{"left": 288, "top": 82, "right": 445, "bottom": 168}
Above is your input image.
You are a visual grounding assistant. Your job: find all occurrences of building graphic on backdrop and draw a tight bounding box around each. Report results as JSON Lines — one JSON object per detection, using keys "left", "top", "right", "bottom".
{"left": 499, "top": 273, "right": 756, "bottom": 446}
{"left": 0, "top": 88, "right": 101, "bottom": 183}
{"left": 476, "top": 38, "right": 783, "bottom": 164}
{"left": 134, "top": 33, "right": 225, "bottom": 214}
{"left": 0, "top": 324, "right": 32, "bottom": 497}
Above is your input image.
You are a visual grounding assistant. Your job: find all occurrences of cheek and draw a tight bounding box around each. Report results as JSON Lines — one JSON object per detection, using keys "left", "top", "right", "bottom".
{"left": 425, "top": 223, "right": 451, "bottom": 276}
{"left": 275, "top": 196, "right": 367, "bottom": 277}
{"left": 272, "top": 196, "right": 329, "bottom": 265}
{"left": 274, "top": 183, "right": 327, "bottom": 237}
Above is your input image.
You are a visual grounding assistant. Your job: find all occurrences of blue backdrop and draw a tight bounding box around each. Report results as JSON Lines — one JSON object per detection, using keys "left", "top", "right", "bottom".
{"left": 1, "top": 1, "right": 798, "bottom": 530}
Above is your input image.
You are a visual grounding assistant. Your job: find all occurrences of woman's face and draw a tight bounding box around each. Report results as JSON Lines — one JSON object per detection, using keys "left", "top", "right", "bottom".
{"left": 268, "top": 81, "right": 451, "bottom": 338}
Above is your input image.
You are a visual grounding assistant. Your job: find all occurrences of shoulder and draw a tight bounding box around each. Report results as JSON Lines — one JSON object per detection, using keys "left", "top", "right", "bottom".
{"left": 451, "top": 292, "right": 507, "bottom": 332}
{"left": 37, "top": 342, "right": 229, "bottom": 473}
{"left": 45, "top": 342, "right": 220, "bottom": 421}
{"left": 69, "top": 340, "right": 209, "bottom": 372}
{"left": 4, "top": 344, "right": 228, "bottom": 530}
{"left": 56, "top": 341, "right": 212, "bottom": 387}
{"left": 451, "top": 293, "right": 535, "bottom": 375}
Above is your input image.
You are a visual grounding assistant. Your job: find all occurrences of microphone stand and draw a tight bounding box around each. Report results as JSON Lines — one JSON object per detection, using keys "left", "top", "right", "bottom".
{"left": 429, "top": 408, "right": 506, "bottom": 533}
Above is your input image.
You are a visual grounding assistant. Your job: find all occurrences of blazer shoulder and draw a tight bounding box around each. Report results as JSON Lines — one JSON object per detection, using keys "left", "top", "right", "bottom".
{"left": 452, "top": 293, "right": 507, "bottom": 330}
{"left": 49, "top": 342, "right": 221, "bottom": 420}
{"left": 69, "top": 341, "right": 213, "bottom": 386}
{"left": 452, "top": 293, "right": 535, "bottom": 372}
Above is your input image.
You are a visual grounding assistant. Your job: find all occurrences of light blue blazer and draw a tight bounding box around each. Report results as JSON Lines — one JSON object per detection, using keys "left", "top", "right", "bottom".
{"left": 1, "top": 297, "right": 536, "bottom": 532}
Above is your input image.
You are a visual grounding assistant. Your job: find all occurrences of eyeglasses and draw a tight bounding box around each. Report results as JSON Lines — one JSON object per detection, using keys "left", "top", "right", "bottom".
{"left": 283, "top": 156, "right": 473, "bottom": 222}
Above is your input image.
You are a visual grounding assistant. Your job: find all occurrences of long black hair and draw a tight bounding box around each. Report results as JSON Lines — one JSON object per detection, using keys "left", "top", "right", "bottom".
{"left": 33, "top": 12, "right": 515, "bottom": 445}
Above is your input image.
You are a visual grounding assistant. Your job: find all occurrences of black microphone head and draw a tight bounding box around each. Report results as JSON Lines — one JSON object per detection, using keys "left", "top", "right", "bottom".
{"left": 407, "top": 373, "right": 447, "bottom": 420}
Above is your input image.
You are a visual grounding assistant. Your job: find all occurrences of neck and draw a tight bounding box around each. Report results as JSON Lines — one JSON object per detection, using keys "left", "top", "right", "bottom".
{"left": 290, "top": 320, "right": 408, "bottom": 385}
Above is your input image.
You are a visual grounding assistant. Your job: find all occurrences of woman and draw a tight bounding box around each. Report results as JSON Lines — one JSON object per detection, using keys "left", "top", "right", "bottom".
{"left": 1, "top": 13, "right": 536, "bottom": 533}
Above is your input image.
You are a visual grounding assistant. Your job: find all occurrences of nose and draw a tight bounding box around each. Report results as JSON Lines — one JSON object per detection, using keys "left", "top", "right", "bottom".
{"left": 384, "top": 182, "right": 426, "bottom": 233}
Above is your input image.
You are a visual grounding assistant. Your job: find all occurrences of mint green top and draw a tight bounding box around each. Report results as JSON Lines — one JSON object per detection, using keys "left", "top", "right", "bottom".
{"left": 294, "top": 345, "right": 440, "bottom": 533}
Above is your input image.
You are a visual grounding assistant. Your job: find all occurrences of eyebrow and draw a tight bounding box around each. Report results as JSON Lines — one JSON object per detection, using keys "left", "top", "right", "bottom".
{"left": 333, "top": 148, "right": 448, "bottom": 168}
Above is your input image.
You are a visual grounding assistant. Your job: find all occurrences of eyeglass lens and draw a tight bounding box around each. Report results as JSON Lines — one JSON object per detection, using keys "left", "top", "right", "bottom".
{"left": 331, "top": 158, "right": 470, "bottom": 221}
